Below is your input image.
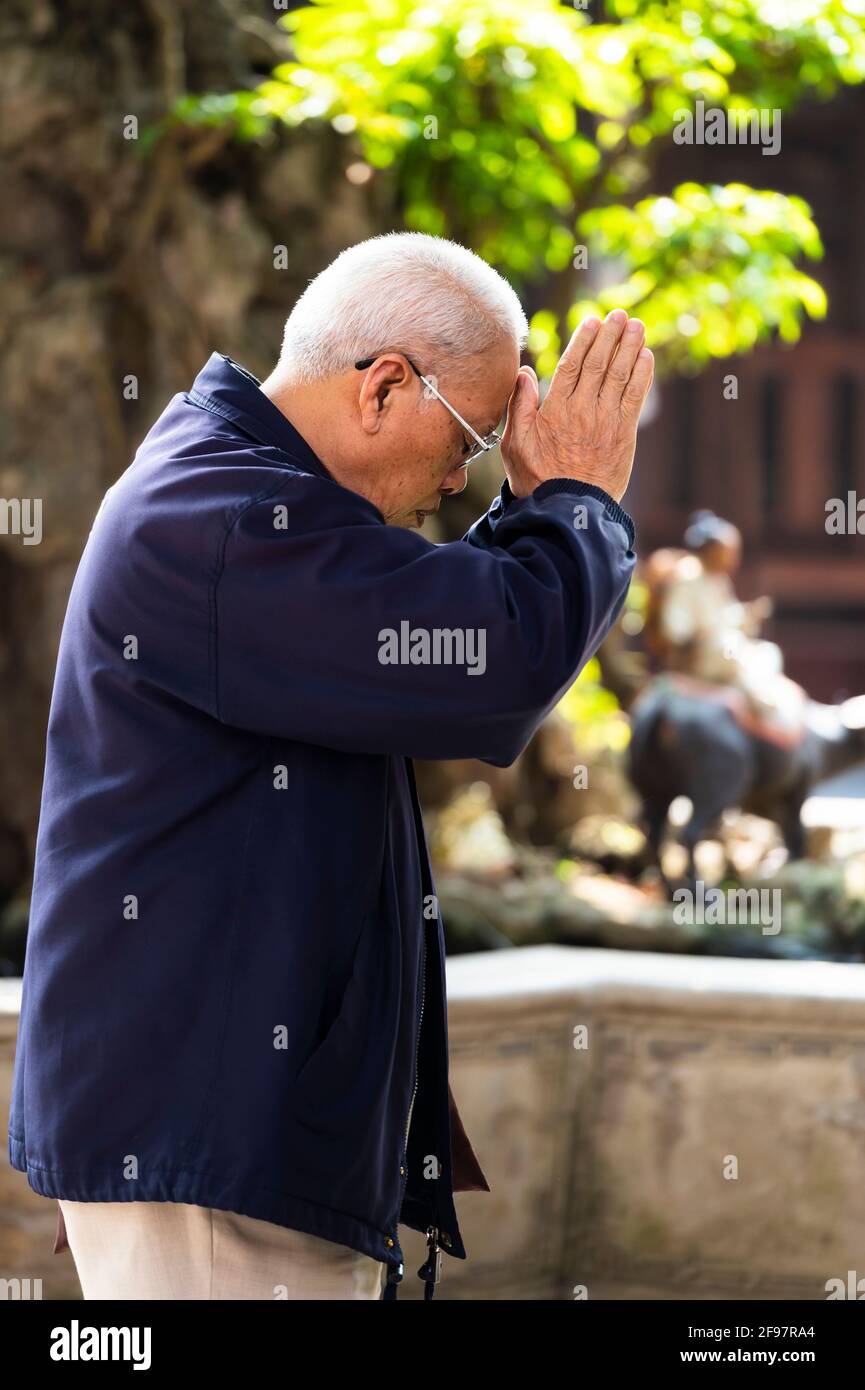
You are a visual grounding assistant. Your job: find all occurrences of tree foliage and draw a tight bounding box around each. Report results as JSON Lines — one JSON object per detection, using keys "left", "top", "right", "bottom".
{"left": 175, "top": 0, "right": 865, "bottom": 374}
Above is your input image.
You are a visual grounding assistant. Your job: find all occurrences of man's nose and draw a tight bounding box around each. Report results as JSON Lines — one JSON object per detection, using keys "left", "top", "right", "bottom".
{"left": 440, "top": 464, "right": 470, "bottom": 496}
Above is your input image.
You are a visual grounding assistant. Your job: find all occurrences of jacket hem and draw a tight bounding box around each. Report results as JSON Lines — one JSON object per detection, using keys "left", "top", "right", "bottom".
{"left": 7, "top": 1133, "right": 445, "bottom": 1270}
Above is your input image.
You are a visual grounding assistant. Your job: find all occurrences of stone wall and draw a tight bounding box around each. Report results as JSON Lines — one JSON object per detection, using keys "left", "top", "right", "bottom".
{"left": 5, "top": 948, "right": 865, "bottom": 1300}
{"left": 409, "top": 947, "right": 865, "bottom": 1300}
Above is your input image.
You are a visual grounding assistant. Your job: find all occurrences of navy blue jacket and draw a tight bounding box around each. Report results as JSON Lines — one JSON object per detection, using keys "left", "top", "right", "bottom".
{"left": 8, "top": 353, "right": 636, "bottom": 1296}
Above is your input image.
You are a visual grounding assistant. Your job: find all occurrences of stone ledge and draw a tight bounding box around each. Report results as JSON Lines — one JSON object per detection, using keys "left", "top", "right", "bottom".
{"left": 5, "top": 947, "right": 865, "bottom": 1300}
{"left": 413, "top": 946, "right": 865, "bottom": 1299}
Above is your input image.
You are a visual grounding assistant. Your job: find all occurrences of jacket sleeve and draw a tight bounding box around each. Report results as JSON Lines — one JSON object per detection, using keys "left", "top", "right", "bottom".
{"left": 214, "top": 470, "right": 636, "bottom": 765}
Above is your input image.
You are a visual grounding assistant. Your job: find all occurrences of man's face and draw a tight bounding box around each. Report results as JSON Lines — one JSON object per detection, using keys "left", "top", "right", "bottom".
{"left": 349, "top": 336, "right": 520, "bottom": 529}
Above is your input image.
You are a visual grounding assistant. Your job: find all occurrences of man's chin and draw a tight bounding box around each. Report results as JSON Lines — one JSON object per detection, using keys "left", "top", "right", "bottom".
{"left": 389, "top": 509, "right": 428, "bottom": 530}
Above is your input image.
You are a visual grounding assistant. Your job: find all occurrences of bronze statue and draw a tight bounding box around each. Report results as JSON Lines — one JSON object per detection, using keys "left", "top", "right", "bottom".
{"left": 631, "top": 511, "right": 865, "bottom": 888}
{"left": 645, "top": 510, "right": 805, "bottom": 734}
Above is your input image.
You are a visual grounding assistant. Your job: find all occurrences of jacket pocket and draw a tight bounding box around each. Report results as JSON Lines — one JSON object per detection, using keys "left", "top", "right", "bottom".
{"left": 292, "top": 910, "right": 370, "bottom": 1088}
{"left": 292, "top": 908, "right": 392, "bottom": 1130}
{"left": 293, "top": 911, "right": 375, "bottom": 1084}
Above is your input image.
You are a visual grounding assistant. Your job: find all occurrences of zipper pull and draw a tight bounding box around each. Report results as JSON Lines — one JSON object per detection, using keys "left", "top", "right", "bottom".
{"left": 417, "top": 1225, "right": 441, "bottom": 1300}
{"left": 383, "top": 1259, "right": 404, "bottom": 1301}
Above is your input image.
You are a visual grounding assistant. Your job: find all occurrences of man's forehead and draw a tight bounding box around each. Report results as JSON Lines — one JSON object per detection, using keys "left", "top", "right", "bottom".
{"left": 487, "top": 372, "right": 518, "bottom": 429}
{"left": 454, "top": 345, "right": 518, "bottom": 429}
{"left": 471, "top": 399, "right": 506, "bottom": 436}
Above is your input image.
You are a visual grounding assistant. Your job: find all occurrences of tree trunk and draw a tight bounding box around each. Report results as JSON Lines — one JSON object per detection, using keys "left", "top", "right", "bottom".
{"left": 0, "top": 0, "right": 376, "bottom": 885}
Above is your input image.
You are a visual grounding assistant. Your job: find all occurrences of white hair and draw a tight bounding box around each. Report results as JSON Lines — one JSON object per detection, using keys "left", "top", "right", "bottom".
{"left": 278, "top": 232, "right": 528, "bottom": 385}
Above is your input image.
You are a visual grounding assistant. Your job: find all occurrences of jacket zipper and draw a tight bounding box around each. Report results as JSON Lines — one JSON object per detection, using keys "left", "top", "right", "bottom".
{"left": 403, "top": 920, "right": 427, "bottom": 1156}
{"left": 419, "top": 1225, "right": 442, "bottom": 1298}
{"left": 387, "top": 758, "right": 440, "bottom": 1298}
{"left": 384, "top": 916, "right": 427, "bottom": 1299}
{"left": 402, "top": 758, "right": 430, "bottom": 1165}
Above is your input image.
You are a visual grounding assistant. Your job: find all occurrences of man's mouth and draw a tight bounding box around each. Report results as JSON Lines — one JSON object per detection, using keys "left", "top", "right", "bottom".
{"left": 415, "top": 508, "right": 436, "bottom": 527}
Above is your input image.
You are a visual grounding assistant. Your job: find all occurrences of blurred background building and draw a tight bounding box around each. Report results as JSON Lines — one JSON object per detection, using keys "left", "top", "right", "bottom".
{"left": 633, "top": 84, "right": 865, "bottom": 702}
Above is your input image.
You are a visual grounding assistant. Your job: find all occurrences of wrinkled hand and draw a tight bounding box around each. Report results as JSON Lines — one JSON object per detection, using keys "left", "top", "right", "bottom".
{"left": 501, "top": 310, "right": 654, "bottom": 504}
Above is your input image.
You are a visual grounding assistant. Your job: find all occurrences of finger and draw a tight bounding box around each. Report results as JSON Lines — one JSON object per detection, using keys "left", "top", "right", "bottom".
{"left": 546, "top": 316, "right": 601, "bottom": 403}
{"left": 621, "top": 347, "right": 654, "bottom": 415}
{"left": 575, "top": 308, "right": 631, "bottom": 395}
{"left": 598, "top": 318, "right": 645, "bottom": 406}
{"left": 503, "top": 365, "right": 539, "bottom": 452}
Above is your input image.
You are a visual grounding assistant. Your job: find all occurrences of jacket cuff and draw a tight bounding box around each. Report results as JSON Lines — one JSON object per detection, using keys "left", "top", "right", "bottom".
{"left": 530, "top": 478, "right": 635, "bottom": 548}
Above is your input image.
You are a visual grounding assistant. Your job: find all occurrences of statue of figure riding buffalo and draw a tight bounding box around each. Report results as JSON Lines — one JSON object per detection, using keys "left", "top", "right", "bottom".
{"left": 627, "top": 511, "right": 865, "bottom": 888}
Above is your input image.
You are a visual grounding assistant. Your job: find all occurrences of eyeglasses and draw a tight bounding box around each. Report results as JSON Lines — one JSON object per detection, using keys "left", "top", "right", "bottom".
{"left": 355, "top": 353, "right": 501, "bottom": 465}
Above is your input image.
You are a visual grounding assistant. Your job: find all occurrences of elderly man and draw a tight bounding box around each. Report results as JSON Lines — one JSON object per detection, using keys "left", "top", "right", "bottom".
{"left": 8, "top": 232, "right": 652, "bottom": 1301}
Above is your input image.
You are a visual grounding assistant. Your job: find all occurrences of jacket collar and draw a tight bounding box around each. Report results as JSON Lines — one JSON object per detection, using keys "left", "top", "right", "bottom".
{"left": 186, "top": 353, "right": 331, "bottom": 479}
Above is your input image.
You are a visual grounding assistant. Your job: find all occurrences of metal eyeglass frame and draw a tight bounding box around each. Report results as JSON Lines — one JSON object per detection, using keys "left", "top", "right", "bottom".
{"left": 354, "top": 353, "right": 501, "bottom": 464}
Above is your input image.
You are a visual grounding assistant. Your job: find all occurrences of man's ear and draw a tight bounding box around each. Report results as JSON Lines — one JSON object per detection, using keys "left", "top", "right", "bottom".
{"left": 357, "top": 356, "right": 413, "bottom": 436}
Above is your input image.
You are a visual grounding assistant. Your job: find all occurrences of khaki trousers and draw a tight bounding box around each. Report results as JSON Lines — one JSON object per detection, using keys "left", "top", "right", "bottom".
{"left": 59, "top": 1200, "right": 386, "bottom": 1300}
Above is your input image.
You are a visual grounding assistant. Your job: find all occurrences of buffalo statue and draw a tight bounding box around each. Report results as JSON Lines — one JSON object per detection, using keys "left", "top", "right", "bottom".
{"left": 628, "top": 675, "right": 865, "bottom": 888}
